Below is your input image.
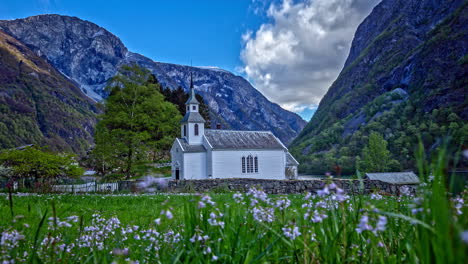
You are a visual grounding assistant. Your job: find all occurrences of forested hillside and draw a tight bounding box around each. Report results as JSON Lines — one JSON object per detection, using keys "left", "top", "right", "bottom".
{"left": 0, "top": 30, "right": 97, "bottom": 155}
{"left": 291, "top": 0, "right": 467, "bottom": 174}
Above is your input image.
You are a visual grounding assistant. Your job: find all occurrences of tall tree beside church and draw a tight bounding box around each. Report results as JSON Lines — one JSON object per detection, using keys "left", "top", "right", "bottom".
{"left": 91, "top": 65, "right": 181, "bottom": 178}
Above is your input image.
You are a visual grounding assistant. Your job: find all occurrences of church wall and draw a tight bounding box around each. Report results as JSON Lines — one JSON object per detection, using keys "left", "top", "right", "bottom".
{"left": 170, "top": 141, "right": 184, "bottom": 179}
{"left": 187, "top": 123, "right": 204, "bottom": 144}
{"left": 203, "top": 137, "right": 213, "bottom": 178}
{"left": 183, "top": 152, "right": 207, "bottom": 179}
{"left": 211, "top": 150, "right": 285, "bottom": 179}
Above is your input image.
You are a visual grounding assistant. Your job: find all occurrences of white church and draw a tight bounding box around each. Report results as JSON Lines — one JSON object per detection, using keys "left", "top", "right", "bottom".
{"left": 170, "top": 78, "right": 299, "bottom": 180}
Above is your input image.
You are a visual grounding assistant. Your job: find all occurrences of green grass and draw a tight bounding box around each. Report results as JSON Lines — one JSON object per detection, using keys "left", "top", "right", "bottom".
{"left": 0, "top": 189, "right": 466, "bottom": 263}
{"left": 0, "top": 148, "right": 466, "bottom": 263}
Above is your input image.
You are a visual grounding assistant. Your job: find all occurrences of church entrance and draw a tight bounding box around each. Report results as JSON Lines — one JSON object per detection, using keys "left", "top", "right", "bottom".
{"left": 175, "top": 169, "right": 180, "bottom": 180}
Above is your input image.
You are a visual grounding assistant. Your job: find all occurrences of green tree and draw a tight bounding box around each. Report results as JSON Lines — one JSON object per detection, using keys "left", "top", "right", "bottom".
{"left": 0, "top": 146, "right": 83, "bottom": 184}
{"left": 358, "top": 132, "right": 397, "bottom": 173}
{"left": 91, "top": 65, "right": 181, "bottom": 178}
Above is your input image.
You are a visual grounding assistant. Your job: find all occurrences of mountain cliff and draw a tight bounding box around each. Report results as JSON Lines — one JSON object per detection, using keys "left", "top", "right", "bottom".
{"left": 0, "top": 15, "right": 306, "bottom": 145}
{"left": 0, "top": 30, "right": 97, "bottom": 154}
{"left": 290, "top": 0, "right": 467, "bottom": 174}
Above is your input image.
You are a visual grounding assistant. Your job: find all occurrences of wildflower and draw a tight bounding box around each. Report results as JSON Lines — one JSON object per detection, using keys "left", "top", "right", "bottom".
{"left": 377, "top": 242, "right": 385, "bottom": 247}
{"left": 207, "top": 212, "right": 225, "bottom": 228}
{"left": 410, "top": 197, "right": 424, "bottom": 215}
{"left": 452, "top": 196, "right": 464, "bottom": 215}
{"left": 252, "top": 206, "right": 275, "bottom": 223}
{"left": 233, "top": 192, "right": 244, "bottom": 203}
{"left": 370, "top": 193, "right": 383, "bottom": 200}
{"left": 328, "top": 182, "right": 337, "bottom": 190}
{"left": 356, "top": 215, "right": 372, "bottom": 233}
{"left": 112, "top": 248, "right": 129, "bottom": 256}
{"left": 311, "top": 210, "right": 328, "bottom": 223}
{"left": 282, "top": 224, "right": 301, "bottom": 240}
{"left": 212, "top": 255, "right": 219, "bottom": 261}
{"left": 375, "top": 216, "right": 387, "bottom": 232}
{"left": 67, "top": 215, "right": 79, "bottom": 223}
{"left": 201, "top": 194, "right": 216, "bottom": 206}
{"left": 399, "top": 186, "right": 411, "bottom": 196}
{"left": 317, "top": 186, "right": 330, "bottom": 197}
{"left": 203, "top": 246, "right": 212, "bottom": 254}
{"left": 154, "top": 218, "right": 161, "bottom": 225}
{"left": 275, "top": 197, "right": 291, "bottom": 210}
{"left": 247, "top": 187, "right": 269, "bottom": 203}
{"left": 1, "top": 230, "right": 25, "bottom": 249}
{"left": 161, "top": 210, "right": 173, "bottom": 219}
{"left": 461, "top": 231, "right": 468, "bottom": 244}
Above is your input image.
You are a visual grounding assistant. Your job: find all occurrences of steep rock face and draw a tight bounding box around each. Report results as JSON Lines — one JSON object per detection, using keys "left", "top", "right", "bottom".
{"left": 291, "top": 0, "right": 467, "bottom": 173}
{"left": 0, "top": 15, "right": 306, "bottom": 145}
{"left": 0, "top": 15, "right": 127, "bottom": 101}
{"left": 0, "top": 30, "right": 97, "bottom": 154}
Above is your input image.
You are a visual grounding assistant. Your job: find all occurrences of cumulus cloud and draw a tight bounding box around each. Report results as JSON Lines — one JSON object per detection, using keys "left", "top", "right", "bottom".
{"left": 241, "top": 0, "right": 380, "bottom": 112}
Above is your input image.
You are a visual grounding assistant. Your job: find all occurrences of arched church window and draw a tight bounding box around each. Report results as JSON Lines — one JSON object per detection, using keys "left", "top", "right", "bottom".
{"left": 247, "top": 155, "right": 253, "bottom": 173}
{"left": 183, "top": 125, "right": 187, "bottom": 137}
{"left": 195, "top": 124, "right": 199, "bottom": 136}
{"left": 254, "top": 157, "right": 258, "bottom": 173}
{"left": 242, "top": 156, "right": 246, "bottom": 173}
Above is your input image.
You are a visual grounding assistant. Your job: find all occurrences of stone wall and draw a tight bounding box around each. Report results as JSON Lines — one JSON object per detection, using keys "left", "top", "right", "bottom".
{"left": 167, "top": 178, "right": 416, "bottom": 195}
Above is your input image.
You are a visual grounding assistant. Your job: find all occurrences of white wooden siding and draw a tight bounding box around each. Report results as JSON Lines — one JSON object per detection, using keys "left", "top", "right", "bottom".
{"left": 203, "top": 136, "right": 213, "bottom": 178}
{"left": 186, "top": 123, "right": 204, "bottom": 144}
{"left": 170, "top": 140, "right": 184, "bottom": 179}
{"left": 183, "top": 152, "right": 207, "bottom": 179}
{"left": 211, "top": 150, "right": 285, "bottom": 179}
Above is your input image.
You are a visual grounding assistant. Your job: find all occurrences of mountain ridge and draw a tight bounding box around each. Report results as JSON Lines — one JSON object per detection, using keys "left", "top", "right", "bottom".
{"left": 0, "top": 14, "right": 306, "bottom": 145}
{"left": 290, "top": 0, "right": 467, "bottom": 173}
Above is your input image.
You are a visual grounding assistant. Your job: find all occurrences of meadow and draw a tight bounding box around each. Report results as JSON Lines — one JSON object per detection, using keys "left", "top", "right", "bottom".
{"left": 0, "top": 176, "right": 466, "bottom": 263}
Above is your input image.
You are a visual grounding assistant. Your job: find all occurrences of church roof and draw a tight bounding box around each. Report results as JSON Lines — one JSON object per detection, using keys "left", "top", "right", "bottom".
{"left": 286, "top": 152, "right": 299, "bottom": 166}
{"left": 180, "top": 112, "right": 206, "bottom": 123}
{"left": 365, "top": 172, "right": 420, "bottom": 185}
{"left": 204, "top": 129, "right": 286, "bottom": 150}
{"left": 185, "top": 88, "right": 200, "bottom": 104}
{"left": 177, "top": 138, "right": 206, "bottom": 153}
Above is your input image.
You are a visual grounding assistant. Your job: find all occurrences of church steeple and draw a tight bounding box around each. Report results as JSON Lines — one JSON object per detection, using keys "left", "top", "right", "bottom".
{"left": 180, "top": 71, "right": 205, "bottom": 144}
{"left": 186, "top": 72, "right": 200, "bottom": 105}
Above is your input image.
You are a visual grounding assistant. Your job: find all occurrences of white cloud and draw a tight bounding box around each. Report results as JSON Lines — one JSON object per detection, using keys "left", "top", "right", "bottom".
{"left": 241, "top": 0, "right": 380, "bottom": 112}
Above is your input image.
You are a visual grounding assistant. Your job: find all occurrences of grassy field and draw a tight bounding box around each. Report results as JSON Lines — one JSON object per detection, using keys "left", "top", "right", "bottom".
{"left": 0, "top": 146, "right": 467, "bottom": 263}
{"left": 0, "top": 180, "right": 466, "bottom": 263}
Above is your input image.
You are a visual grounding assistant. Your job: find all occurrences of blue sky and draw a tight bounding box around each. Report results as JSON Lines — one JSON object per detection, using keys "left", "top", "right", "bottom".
{"left": 0, "top": 0, "right": 262, "bottom": 71}
{"left": 0, "top": 0, "right": 379, "bottom": 121}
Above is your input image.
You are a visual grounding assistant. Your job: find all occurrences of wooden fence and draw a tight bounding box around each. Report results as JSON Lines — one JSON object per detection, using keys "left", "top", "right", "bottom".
{"left": 52, "top": 182, "right": 119, "bottom": 193}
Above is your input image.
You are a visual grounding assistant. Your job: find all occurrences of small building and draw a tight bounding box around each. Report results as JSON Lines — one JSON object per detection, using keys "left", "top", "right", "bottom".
{"left": 170, "top": 77, "right": 299, "bottom": 180}
{"left": 364, "top": 172, "right": 420, "bottom": 185}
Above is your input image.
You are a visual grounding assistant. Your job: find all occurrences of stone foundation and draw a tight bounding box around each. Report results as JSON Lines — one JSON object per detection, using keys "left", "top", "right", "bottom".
{"left": 167, "top": 178, "right": 416, "bottom": 195}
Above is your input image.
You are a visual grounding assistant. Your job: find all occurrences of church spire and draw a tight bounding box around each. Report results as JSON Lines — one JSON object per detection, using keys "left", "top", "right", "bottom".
{"left": 186, "top": 72, "right": 200, "bottom": 105}
{"left": 190, "top": 71, "right": 194, "bottom": 89}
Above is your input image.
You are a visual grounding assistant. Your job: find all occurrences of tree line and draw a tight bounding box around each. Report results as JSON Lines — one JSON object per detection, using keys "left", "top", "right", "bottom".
{"left": 0, "top": 64, "right": 212, "bottom": 184}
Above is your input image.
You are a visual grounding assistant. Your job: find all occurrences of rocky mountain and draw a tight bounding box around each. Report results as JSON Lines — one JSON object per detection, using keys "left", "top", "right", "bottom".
{"left": 290, "top": 0, "right": 467, "bottom": 174}
{"left": 0, "top": 29, "right": 97, "bottom": 155}
{"left": 0, "top": 15, "right": 306, "bottom": 145}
